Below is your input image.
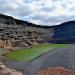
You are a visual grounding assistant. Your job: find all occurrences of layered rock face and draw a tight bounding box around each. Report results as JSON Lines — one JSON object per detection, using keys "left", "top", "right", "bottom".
{"left": 36, "top": 67, "right": 75, "bottom": 75}
{"left": 0, "top": 13, "right": 53, "bottom": 49}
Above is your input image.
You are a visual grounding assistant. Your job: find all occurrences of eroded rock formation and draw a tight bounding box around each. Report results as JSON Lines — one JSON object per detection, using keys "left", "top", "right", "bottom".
{"left": 0, "top": 13, "right": 53, "bottom": 49}
{"left": 4, "top": 40, "right": 12, "bottom": 50}
{"left": 0, "top": 39, "right": 12, "bottom": 50}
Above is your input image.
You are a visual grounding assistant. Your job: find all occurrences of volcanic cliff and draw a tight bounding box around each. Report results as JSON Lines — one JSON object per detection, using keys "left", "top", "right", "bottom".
{"left": 0, "top": 13, "right": 53, "bottom": 50}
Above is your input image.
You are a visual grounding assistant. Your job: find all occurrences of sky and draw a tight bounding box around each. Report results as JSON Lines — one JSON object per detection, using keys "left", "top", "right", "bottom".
{"left": 0, "top": 0, "right": 75, "bottom": 26}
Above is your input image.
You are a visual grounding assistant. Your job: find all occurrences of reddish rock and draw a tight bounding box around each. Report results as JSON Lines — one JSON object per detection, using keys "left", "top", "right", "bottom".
{"left": 36, "top": 67, "right": 75, "bottom": 75}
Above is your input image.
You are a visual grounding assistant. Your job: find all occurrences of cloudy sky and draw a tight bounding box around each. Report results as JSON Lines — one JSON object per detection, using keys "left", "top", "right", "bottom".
{"left": 0, "top": 0, "right": 75, "bottom": 26}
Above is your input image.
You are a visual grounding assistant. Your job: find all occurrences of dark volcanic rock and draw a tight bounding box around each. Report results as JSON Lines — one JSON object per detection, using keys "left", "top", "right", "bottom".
{"left": 52, "top": 21, "right": 75, "bottom": 43}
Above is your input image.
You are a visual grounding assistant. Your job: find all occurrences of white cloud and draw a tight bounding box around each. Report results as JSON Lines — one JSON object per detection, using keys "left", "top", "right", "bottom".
{"left": 0, "top": 0, "right": 75, "bottom": 26}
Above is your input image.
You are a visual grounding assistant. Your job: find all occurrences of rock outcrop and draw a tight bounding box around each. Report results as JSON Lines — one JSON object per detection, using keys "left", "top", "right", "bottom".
{"left": 0, "top": 13, "right": 53, "bottom": 48}
{"left": 0, "top": 39, "right": 12, "bottom": 50}
{"left": 4, "top": 40, "right": 12, "bottom": 50}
